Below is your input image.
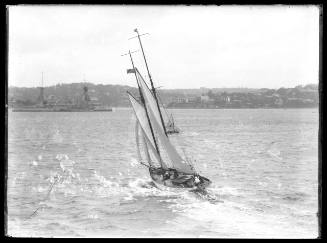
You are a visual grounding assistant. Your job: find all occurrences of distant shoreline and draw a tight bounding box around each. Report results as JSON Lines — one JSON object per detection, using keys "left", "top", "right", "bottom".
{"left": 8, "top": 83, "right": 318, "bottom": 109}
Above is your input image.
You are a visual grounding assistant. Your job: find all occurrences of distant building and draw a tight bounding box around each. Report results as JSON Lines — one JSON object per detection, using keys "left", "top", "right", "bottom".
{"left": 187, "top": 97, "right": 198, "bottom": 103}
{"left": 231, "top": 99, "right": 242, "bottom": 105}
{"left": 175, "top": 97, "right": 187, "bottom": 103}
{"left": 47, "top": 95, "right": 58, "bottom": 106}
{"left": 303, "top": 99, "right": 314, "bottom": 104}
{"left": 200, "top": 95, "right": 210, "bottom": 102}
{"left": 223, "top": 96, "right": 230, "bottom": 103}
{"left": 286, "top": 97, "right": 303, "bottom": 107}
{"left": 274, "top": 98, "right": 283, "bottom": 106}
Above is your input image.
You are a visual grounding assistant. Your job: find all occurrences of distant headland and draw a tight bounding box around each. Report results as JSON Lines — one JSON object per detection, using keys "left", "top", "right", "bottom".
{"left": 8, "top": 83, "right": 318, "bottom": 109}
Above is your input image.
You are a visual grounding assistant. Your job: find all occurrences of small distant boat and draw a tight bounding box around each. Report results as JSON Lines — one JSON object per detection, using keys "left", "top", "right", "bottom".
{"left": 157, "top": 94, "right": 180, "bottom": 134}
{"left": 124, "top": 29, "right": 211, "bottom": 190}
{"left": 166, "top": 114, "right": 180, "bottom": 135}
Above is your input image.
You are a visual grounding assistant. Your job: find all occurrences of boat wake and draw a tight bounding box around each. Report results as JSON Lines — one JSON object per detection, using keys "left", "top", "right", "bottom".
{"left": 24, "top": 154, "right": 222, "bottom": 218}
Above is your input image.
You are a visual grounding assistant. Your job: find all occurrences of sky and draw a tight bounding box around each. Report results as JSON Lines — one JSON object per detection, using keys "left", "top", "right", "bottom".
{"left": 8, "top": 5, "right": 320, "bottom": 89}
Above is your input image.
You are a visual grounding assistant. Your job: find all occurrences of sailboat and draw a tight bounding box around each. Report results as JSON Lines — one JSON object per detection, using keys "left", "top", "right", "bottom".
{"left": 124, "top": 29, "right": 211, "bottom": 190}
{"left": 165, "top": 114, "right": 180, "bottom": 134}
{"left": 157, "top": 95, "right": 180, "bottom": 134}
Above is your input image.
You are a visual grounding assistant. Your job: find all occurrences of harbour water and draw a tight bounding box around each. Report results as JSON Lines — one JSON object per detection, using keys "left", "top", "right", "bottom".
{"left": 7, "top": 108, "right": 319, "bottom": 238}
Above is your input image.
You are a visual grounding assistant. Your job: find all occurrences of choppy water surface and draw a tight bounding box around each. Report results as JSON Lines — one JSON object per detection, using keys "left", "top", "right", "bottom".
{"left": 7, "top": 108, "right": 318, "bottom": 238}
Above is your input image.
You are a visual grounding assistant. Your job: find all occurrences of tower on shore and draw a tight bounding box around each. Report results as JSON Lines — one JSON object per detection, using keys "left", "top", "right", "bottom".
{"left": 83, "top": 86, "right": 90, "bottom": 103}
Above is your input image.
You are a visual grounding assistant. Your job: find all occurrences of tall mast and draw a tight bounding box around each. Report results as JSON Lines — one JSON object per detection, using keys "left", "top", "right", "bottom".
{"left": 133, "top": 28, "right": 168, "bottom": 137}
{"left": 126, "top": 50, "right": 163, "bottom": 164}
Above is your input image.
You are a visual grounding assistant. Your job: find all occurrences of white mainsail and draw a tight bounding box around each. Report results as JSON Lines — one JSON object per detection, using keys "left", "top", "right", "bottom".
{"left": 128, "top": 93, "right": 167, "bottom": 169}
{"left": 135, "top": 68, "right": 166, "bottom": 133}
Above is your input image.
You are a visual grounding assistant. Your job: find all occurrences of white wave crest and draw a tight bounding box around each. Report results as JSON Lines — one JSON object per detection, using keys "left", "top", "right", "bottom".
{"left": 130, "top": 158, "right": 139, "bottom": 167}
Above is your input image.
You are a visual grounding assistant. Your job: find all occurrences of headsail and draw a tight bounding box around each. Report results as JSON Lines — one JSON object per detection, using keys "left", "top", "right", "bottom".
{"left": 141, "top": 129, "right": 152, "bottom": 166}
{"left": 135, "top": 121, "right": 144, "bottom": 164}
{"left": 135, "top": 120, "right": 155, "bottom": 167}
{"left": 128, "top": 93, "right": 167, "bottom": 169}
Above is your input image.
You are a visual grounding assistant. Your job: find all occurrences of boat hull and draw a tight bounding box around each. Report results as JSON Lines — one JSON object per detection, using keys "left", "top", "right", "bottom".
{"left": 149, "top": 167, "right": 211, "bottom": 190}
{"left": 166, "top": 130, "right": 180, "bottom": 135}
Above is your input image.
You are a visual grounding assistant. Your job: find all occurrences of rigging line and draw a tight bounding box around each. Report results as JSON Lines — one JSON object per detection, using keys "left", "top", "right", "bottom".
{"left": 170, "top": 130, "right": 196, "bottom": 173}
{"left": 140, "top": 161, "right": 151, "bottom": 168}
{"left": 180, "top": 145, "right": 194, "bottom": 166}
{"left": 181, "top": 147, "right": 198, "bottom": 174}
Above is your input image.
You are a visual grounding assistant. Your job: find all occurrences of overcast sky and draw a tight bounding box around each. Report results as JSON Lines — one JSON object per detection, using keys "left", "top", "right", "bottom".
{"left": 8, "top": 5, "right": 320, "bottom": 89}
